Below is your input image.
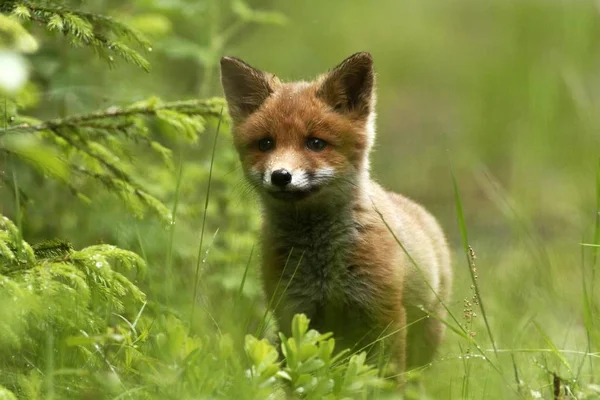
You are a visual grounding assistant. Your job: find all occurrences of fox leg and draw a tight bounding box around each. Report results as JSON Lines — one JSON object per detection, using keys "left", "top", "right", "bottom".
{"left": 380, "top": 306, "right": 408, "bottom": 389}
{"left": 405, "top": 304, "right": 447, "bottom": 371}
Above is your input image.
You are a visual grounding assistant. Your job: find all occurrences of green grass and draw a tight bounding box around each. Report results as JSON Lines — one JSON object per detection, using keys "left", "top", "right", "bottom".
{"left": 3, "top": 0, "right": 600, "bottom": 398}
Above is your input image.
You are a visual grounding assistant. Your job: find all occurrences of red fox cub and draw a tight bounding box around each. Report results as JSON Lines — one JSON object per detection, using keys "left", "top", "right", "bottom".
{"left": 220, "top": 52, "right": 452, "bottom": 377}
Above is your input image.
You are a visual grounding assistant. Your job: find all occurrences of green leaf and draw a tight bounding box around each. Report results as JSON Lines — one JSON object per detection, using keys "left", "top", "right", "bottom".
{"left": 11, "top": 5, "right": 31, "bottom": 20}
{"left": 62, "top": 13, "right": 94, "bottom": 42}
{"left": 298, "top": 342, "right": 318, "bottom": 362}
{"left": 295, "top": 373, "right": 314, "bottom": 388}
{"left": 150, "top": 141, "right": 174, "bottom": 170}
{"left": 342, "top": 354, "right": 360, "bottom": 389}
{"left": 47, "top": 15, "right": 65, "bottom": 32}
{"left": 292, "top": 313, "right": 310, "bottom": 343}
{"left": 533, "top": 321, "right": 573, "bottom": 374}
{"left": 260, "top": 364, "right": 280, "bottom": 381}
{"left": 245, "top": 335, "right": 277, "bottom": 367}
{"left": 32, "top": 239, "right": 73, "bottom": 260}
{"left": 297, "top": 358, "right": 325, "bottom": 374}
{"left": 104, "top": 41, "right": 150, "bottom": 72}
{"left": 318, "top": 338, "right": 336, "bottom": 363}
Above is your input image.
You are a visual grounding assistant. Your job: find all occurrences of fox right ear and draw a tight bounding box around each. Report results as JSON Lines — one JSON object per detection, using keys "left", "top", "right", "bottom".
{"left": 220, "top": 57, "right": 277, "bottom": 123}
{"left": 318, "top": 52, "right": 374, "bottom": 119}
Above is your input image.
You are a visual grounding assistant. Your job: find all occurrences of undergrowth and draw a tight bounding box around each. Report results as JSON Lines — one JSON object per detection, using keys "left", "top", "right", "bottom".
{"left": 0, "top": 215, "right": 391, "bottom": 399}
{"left": 2, "top": 0, "right": 600, "bottom": 399}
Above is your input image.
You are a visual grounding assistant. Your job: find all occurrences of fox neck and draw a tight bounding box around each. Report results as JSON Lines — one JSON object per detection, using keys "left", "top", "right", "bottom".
{"left": 260, "top": 171, "right": 373, "bottom": 307}
{"left": 263, "top": 194, "right": 355, "bottom": 232}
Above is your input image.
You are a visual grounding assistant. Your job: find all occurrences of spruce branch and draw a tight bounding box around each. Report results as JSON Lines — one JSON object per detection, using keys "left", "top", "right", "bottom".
{"left": 0, "top": 98, "right": 226, "bottom": 137}
{"left": 0, "top": 213, "right": 148, "bottom": 369}
{"left": 32, "top": 238, "right": 73, "bottom": 260}
{"left": 19, "top": 1, "right": 150, "bottom": 46}
{"left": 5, "top": 0, "right": 152, "bottom": 70}
{"left": 1, "top": 97, "right": 226, "bottom": 223}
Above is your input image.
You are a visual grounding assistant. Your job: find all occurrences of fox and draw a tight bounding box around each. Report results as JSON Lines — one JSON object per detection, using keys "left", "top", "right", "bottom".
{"left": 220, "top": 52, "right": 452, "bottom": 381}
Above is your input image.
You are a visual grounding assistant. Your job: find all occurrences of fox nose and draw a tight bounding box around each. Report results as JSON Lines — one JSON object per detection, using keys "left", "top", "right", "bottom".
{"left": 271, "top": 169, "right": 292, "bottom": 188}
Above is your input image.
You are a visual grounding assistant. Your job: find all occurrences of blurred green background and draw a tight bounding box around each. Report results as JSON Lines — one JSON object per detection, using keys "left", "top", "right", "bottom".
{"left": 1, "top": 0, "right": 600, "bottom": 398}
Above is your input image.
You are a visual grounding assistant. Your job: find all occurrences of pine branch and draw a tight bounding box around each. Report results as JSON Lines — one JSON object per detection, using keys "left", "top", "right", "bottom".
{"left": 5, "top": 0, "right": 152, "bottom": 70}
{"left": 0, "top": 98, "right": 226, "bottom": 137}
{"left": 20, "top": 1, "right": 150, "bottom": 47}
{"left": 71, "top": 165, "right": 172, "bottom": 222}
{"left": 0, "top": 213, "right": 148, "bottom": 376}
{"left": 32, "top": 238, "right": 73, "bottom": 260}
{"left": 0, "top": 97, "right": 226, "bottom": 223}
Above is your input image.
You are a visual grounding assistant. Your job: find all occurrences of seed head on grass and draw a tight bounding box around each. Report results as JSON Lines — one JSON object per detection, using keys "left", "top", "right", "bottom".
{"left": 463, "top": 245, "right": 479, "bottom": 339}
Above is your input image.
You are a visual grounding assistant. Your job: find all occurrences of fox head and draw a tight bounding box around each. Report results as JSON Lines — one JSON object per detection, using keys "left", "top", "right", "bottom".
{"left": 220, "top": 52, "right": 376, "bottom": 204}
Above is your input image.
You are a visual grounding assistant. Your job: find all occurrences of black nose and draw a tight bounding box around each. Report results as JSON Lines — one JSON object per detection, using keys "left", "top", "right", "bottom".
{"left": 271, "top": 169, "right": 292, "bottom": 187}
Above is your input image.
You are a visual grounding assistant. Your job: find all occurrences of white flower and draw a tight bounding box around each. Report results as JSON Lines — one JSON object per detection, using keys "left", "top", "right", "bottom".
{"left": 0, "top": 51, "right": 29, "bottom": 93}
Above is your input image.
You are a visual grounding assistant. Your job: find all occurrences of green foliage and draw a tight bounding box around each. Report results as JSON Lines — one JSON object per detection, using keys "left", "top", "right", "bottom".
{"left": 0, "top": 14, "right": 38, "bottom": 52}
{"left": 244, "top": 314, "right": 389, "bottom": 399}
{"left": 2, "top": 0, "right": 151, "bottom": 70}
{"left": 0, "top": 0, "right": 229, "bottom": 225}
{"left": 0, "top": 214, "right": 251, "bottom": 399}
{"left": 2, "top": 96, "right": 226, "bottom": 223}
{"left": 0, "top": 214, "right": 146, "bottom": 397}
{"left": 1, "top": 0, "right": 266, "bottom": 349}
{"left": 0, "top": 217, "right": 390, "bottom": 399}
{"left": 2, "top": 0, "right": 599, "bottom": 399}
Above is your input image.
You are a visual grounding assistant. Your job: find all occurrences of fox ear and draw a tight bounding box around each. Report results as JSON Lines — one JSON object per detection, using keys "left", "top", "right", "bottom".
{"left": 220, "top": 56, "right": 277, "bottom": 123}
{"left": 318, "top": 52, "right": 374, "bottom": 118}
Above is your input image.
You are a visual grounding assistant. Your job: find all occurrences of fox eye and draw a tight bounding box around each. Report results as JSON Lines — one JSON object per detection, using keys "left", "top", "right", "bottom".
{"left": 306, "top": 138, "right": 328, "bottom": 152}
{"left": 258, "top": 138, "right": 274, "bottom": 152}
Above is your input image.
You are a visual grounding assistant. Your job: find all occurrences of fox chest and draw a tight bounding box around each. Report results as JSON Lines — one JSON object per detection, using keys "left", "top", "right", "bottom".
{"left": 262, "top": 221, "right": 379, "bottom": 340}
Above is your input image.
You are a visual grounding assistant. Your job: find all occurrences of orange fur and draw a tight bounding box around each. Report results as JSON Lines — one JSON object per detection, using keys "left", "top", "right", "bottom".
{"left": 220, "top": 52, "right": 452, "bottom": 384}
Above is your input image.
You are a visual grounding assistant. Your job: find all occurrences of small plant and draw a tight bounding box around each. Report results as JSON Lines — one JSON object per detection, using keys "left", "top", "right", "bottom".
{"left": 245, "top": 314, "right": 391, "bottom": 399}
{"left": 0, "top": 214, "right": 147, "bottom": 397}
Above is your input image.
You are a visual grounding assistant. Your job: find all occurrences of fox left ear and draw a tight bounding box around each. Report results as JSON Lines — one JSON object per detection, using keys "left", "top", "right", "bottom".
{"left": 318, "top": 52, "right": 374, "bottom": 118}
{"left": 220, "top": 56, "right": 278, "bottom": 123}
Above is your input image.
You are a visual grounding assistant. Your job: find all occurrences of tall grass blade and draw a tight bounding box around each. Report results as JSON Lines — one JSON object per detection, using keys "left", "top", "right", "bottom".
{"left": 373, "top": 206, "right": 463, "bottom": 333}
{"left": 458, "top": 342, "right": 470, "bottom": 399}
{"left": 165, "top": 155, "right": 184, "bottom": 305}
{"left": 533, "top": 321, "right": 573, "bottom": 375}
{"left": 451, "top": 171, "right": 499, "bottom": 360}
{"left": 190, "top": 109, "right": 223, "bottom": 328}
{"left": 237, "top": 244, "right": 254, "bottom": 302}
{"left": 577, "top": 236, "right": 594, "bottom": 382}
{"left": 256, "top": 247, "right": 294, "bottom": 337}
{"left": 261, "top": 251, "right": 304, "bottom": 337}
{"left": 511, "top": 354, "right": 521, "bottom": 393}
{"left": 375, "top": 205, "right": 508, "bottom": 383}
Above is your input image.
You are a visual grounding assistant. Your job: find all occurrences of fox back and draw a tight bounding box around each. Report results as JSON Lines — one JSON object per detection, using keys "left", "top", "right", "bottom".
{"left": 220, "top": 52, "right": 452, "bottom": 381}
